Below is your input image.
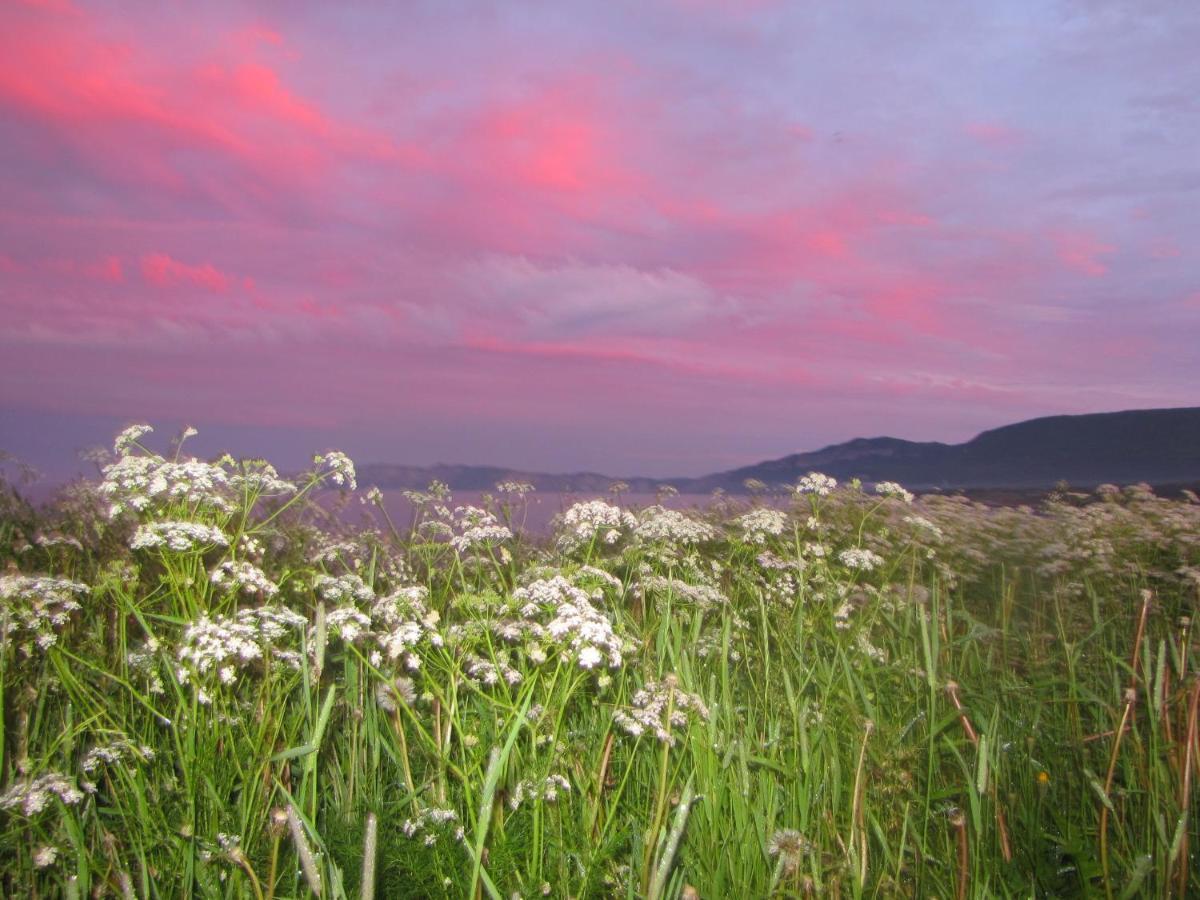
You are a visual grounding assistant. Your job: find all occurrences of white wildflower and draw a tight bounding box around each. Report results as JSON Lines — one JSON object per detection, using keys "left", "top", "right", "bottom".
{"left": 131, "top": 522, "right": 229, "bottom": 552}
{"left": 113, "top": 424, "right": 153, "bottom": 455}
{"left": 874, "top": 481, "right": 914, "bottom": 503}
{"left": 327, "top": 607, "right": 372, "bottom": 643}
{"left": 555, "top": 500, "right": 637, "bottom": 551}
{"left": 450, "top": 506, "right": 512, "bottom": 553}
{"left": 613, "top": 675, "right": 710, "bottom": 746}
{"left": 314, "top": 574, "right": 375, "bottom": 606}
{"left": 511, "top": 576, "right": 624, "bottom": 670}
{"left": 838, "top": 548, "right": 884, "bottom": 571}
{"left": 736, "top": 508, "right": 788, "bottom": 544}
{"left": 0, "top": 772, "right": 84, "bottom": 816}
{"left": 635, "top": 506, "right": 715, "bottom": 544}
{"left": 315, "top": 451, "right": 357, "bottom": 490}
{"left": 81, "top": 739, "right": 154, "bottom": 774}
{"left": 210, "top": 560, "right": 279, "bottom": 598}
{"left": 176, "top": 606, "right": 308, "bottom": 698}
{"left": 796, "top": 472, "right": 838, "bottom": 496}
{"left": 903, "top": 515, "right": 944, "bottom": 539}
{"left": 229, "top": 461, "right": 297, "bottom": 495}
{"left": 496, "top": 481, "right": 535, "bottom": 495}
{"left": 0, "top": 574, "right": 88, "bottom": 652}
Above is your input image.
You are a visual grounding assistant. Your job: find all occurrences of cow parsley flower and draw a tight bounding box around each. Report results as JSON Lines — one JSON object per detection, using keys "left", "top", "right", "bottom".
{"left": 613, "top": 675, "right": 710, "bottom": 746}
{"left": 635, "top": 506, "right": 715, "bottom": 545}
{"left": 450, "top": 506, "right": 513, "bottom": 552}
{"left": 211, "top": 560, "right": 279, "bottom": 598}
{"left": 314, "top": 574, "right": 375, "bottom": 605}
{"left": 736, "top": 508, "right": 788, "bottom": 544}
{"left": 874, "top": 481, "right": 914, "bottom": 503}
{"left": 556, "top": 500, "right": 637, "bottom": 551}
{"left": 511, "top": 576, "right": 625, "bottom": 670}
{"left": 113, "top": 424, "right": 153, "bottom": 455}
{"left": 81, "top": 739, "right": 155, "bottom": 774}
{"left": 838, "top": 548, "right": 884, "bottom": 571}
{"left": 315, "top": 451, "right": 356, "bottom": 490}
{"left": 0, "top": 574, "right": 88, "bottom": 652}
{"left": 796, "top": 472, "right": 838, "bottom": 496}
{"left": 0, "top": 772, "right": 84, "bottom": 816}
{"left": 101, "top": 451, "right": 235, "bottom": 517}
{"left": 176, "top": 606, "right": 308, "bottom": 698}
{"left": 496, "top": 481, "right": 535, "bottom": 495}
{"left": 131, "top": 522, "right": 229, "bottom": 552}
{"left": 228, "top": 461, "right": 297, "bottom": 495}
{"left": 508, "top": 773, "right": 571, "bottom": 810}
{"left": 401, "top": 807, "right": 464, "bottom": 846}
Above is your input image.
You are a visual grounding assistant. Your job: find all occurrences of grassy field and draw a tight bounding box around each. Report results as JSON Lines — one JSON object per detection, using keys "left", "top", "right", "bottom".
{"left": 0, "top": 425, "right": 1196, "bottom": 898}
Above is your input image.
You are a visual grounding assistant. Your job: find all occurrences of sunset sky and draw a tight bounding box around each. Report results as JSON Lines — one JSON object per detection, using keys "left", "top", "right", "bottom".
{"left": 1, "top": 0, "right": 1197, "bottom": 478}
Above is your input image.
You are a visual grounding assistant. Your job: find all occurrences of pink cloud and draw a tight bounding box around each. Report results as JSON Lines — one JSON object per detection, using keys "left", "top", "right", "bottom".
{"left": 964, "top": 121, "right": 1023, "bottom": 146}
{"left": 1053, "top": 231, "right": 1116, "bottom": 277}
{"left": 1148, "top": 239, "right": 1181, "bottom": 260}
{"left": 86, "top": 255, "right": 123, "bottom": 282}
{"left": 140, "top": 252, "right": 230, "bottom": 292}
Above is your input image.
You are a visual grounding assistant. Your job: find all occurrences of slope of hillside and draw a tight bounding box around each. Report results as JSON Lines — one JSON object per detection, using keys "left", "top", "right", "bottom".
{"left": 356, "top": 406, "right": 1200, "bottom": 493}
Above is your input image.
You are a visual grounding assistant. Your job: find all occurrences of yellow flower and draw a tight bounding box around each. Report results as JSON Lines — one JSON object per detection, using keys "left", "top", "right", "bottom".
{"left": 1037, "top": 770, "right": 1050, "bottom": 785}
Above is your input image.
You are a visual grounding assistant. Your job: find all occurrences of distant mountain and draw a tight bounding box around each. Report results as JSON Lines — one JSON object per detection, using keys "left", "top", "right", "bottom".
{"left": 355, "top": 463, "right": 664, "bottom": 495}
{"left": 357, "top": 406, "right": 1200, "bottom": 494}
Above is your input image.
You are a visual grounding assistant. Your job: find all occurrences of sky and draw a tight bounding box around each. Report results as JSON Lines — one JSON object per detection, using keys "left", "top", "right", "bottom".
{"left": 1, "top": 0, "right": 1198, "bottom": 480}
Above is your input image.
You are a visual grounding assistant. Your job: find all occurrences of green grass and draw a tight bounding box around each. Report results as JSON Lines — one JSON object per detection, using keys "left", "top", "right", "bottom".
{"left": 0, "top": 428, "right": 1196, "bottom": 898}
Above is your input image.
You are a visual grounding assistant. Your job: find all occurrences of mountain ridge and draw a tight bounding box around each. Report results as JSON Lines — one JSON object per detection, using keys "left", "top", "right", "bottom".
{"left": 356, "top": 406, "right": 1200, "bottom": 494}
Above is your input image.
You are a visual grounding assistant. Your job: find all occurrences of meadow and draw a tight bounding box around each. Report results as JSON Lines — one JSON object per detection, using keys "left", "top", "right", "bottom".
{"left": 0, "top": 425, "right": 1196, "bottom": 898}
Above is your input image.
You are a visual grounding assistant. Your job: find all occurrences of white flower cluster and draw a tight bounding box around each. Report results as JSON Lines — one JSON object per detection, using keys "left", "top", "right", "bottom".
{"left": 228, "top": 460, "right": 297, "bottom": 495}
{"left": 796, "top": 472, "right": 838, "bottom": 496}
{"left": 838, "top": 548, "right": 885, "bottom": 571}
{"left": 33, "top": 845, "right": 58, "bottom": 869}
{"left": 315, "top": 451, "right": 357, "bottom": 490}
{"left": 450, "top": 506, "right": 513, "bottom": 552}
{"left": 101, "top": 454, "right": 235, "bottom": 517}
{"left": 113, "top": 424, "right": 153, "bottom": 455}
{"left": 0, "top": 574, "right": 88, "bottom": 652}
{"left": 556, "top": 500, "right": 638, "bottom": 551}
{"left": 637, "top": 575, "right": 727, "bottom": 610}
{"left": 401, "top": 806, "right": 464, "bottom": 846}
{"left": 211, "top": 560, "right": 279, "bottom": 598}
{"left": 0, "top": 772, "right": 85, "bottom": 816}
{"left": 507, "top": 773, "right": 571, "bottom": 810}
{"left": 512, "top": 576, "right": 624, "bottom": 670}
{"left": 736, "top": 508, "right": 789, "bottom": 544}
{"left": 131, "top": 521, "right": 229, "bottom": 552}
{"left": 372, "top": 586, "right": 443, "bottom": 668}
{"left": 635, "top": 506, "right": 715, "bottom": 545}
{"left": 314, "top": 574, "right": 376, "bottom": 606}
{"left": 613, "top": 675, "right": 710, "bottom": 746}
{"left": 81, "top": 739, "right": 155, "bottom": 774}
{"left": 327, "top": 607, "right": 373, "bottom": 643}
{"left": 570, "top": 565, "right": 624, "bottom": 593}
{"left": 326, "top": 583, "right": 442, "bottom": 671}
{"left": 464, "top": 651, "right": 523, "bottom": 686}
{"left": 874, "top": 481, "right": 915, "bottom": 503}
{"left": 496, "top": 481, "right": 535, "bottom": 495}
{"left": 176, "top": 606, "right": 308, "bottom": 698}
{"left": 903, "top": 515, "right": 945, "bottom": 540}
